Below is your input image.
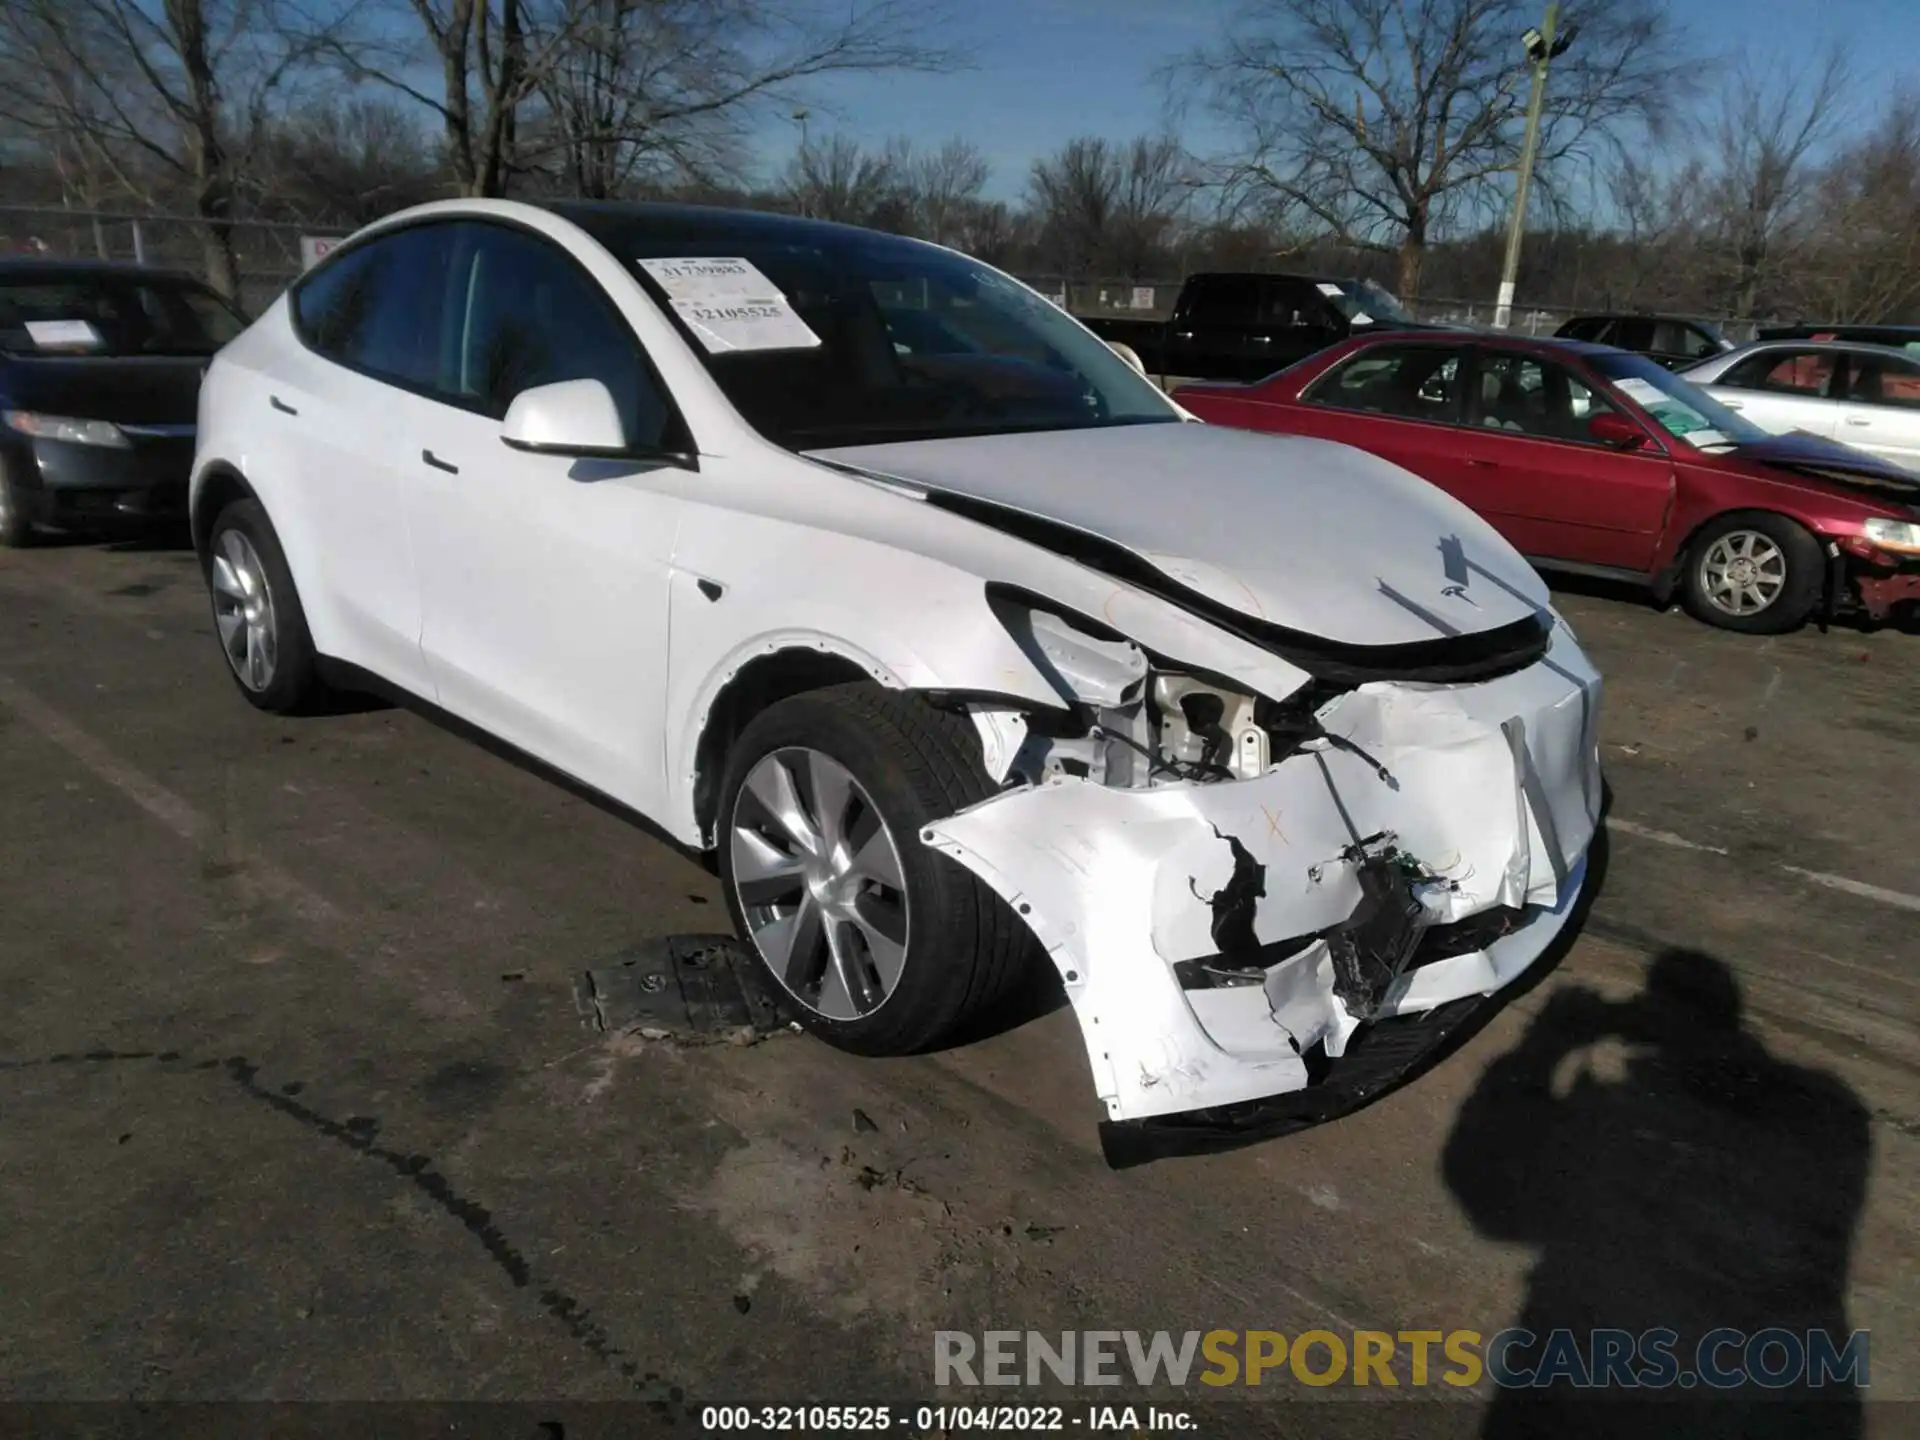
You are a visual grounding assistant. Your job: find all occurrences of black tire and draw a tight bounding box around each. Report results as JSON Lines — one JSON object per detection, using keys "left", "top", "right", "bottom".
{"left": 0, "top": 459, "right": 35, "bottom": 548}
{"left": 716, "top": 683, "right": 1039, "bottom": 1056}
{"left": 1681, "top": 512, "right": 1825, "bottom": 634}
{"left": 205, "top": 498, "right": 322, "bottom": 713}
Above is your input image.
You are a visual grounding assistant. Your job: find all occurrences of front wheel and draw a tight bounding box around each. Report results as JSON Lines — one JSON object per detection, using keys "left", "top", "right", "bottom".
{"left": 0, "top": 459, "right": 35, "bottom": 548}
{"left": 1681, "top": 513, "right": 1824, "bottom": 634}
{"left": 716, "top": 684, "right": 1038, "bottom": 1056}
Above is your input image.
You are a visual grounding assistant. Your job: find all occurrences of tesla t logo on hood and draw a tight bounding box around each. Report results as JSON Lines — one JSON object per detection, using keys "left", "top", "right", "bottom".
{"left": 1441, "top": 583, "right": 1481, "bottom": 608}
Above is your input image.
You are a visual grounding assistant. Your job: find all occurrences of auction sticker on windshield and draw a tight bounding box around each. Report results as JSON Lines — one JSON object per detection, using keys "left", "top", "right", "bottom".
{"left": 24, "top": 319, "right": 103, "bottom": 350}
{"left": 1613, "top": 375, "right": 1730, "bottom": 449}
{"left": 638, "top": 257, "right": 821, "bottom": 354}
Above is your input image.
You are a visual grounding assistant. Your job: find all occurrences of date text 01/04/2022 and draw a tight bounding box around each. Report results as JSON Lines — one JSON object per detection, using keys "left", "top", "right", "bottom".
{"left": 699, "top": 1404, "right": 1199, "bottom": 1432}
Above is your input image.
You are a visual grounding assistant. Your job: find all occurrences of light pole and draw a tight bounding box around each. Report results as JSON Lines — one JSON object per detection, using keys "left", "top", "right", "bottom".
{"left": 790, "top": 109, "right": 813, "bottom": 217}
{"left": 1492, "top": 4, "right": 1576, "bottom": 329}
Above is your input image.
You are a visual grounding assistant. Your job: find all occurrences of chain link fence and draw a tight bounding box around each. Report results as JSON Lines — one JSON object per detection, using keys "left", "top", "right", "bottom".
{"left": 1, "top": 207, "right": 1769, "bottom": 343}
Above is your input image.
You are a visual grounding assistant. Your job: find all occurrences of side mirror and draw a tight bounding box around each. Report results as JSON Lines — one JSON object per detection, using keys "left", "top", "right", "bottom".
{"left": 1588, "top": 411, "right": 1649, "bottom": 449}
{"left": 501, "top": 379, "right": 628, "bottom": 457}
{"left": 1107, "top": 340, "right": 1146, "bottom": 375}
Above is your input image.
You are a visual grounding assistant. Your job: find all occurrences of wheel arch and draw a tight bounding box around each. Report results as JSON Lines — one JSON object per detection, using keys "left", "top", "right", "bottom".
{"left": 190, "top": 462, "right": 259, "bottom": 564}
{"left": 1654, "top": 505, "right": 1829, "bottom": 605}
{"left": 687, "top": 645, "right": 884, "bottom": 847}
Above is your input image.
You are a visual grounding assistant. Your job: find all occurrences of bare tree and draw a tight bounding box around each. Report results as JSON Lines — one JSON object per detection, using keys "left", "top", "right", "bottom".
{"left": 1028, "top": 134, "right": 1189, "bottom": 277}
{"left": 904, "top": 138, "right": 991, "bottom": 247}
{"left": 511, "top": 0, "right": 958, "bottom": 200}
{"left": 782, "top": 132, "right": 901, "bottom": 223}
{"left": 1694, "top": 49, "right": 1851, "bottom": 319}
{"left": 257, "top": 96, "right": 446, "bottom": 223}
{"left": 0, "top": 0, "right": 338, "bottom": 293}
{"left": 1173, "top": 0, "right": 1682, "bottom": 298}
{"left": 1796, "top": 90, "right": 1920, "bottom": 322}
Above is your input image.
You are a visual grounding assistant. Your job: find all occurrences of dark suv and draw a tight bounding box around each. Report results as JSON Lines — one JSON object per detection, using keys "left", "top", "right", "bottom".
{"left": 1554, "top": 314, "right": 1732, "bottom": 369}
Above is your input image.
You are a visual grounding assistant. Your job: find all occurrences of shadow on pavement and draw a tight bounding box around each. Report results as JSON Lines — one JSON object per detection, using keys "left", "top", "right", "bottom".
{"left": 1443, "top": 946, "right": 1869, "bottom": 1437}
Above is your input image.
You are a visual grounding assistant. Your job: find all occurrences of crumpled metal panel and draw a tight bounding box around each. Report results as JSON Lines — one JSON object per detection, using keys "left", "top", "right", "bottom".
{"left": 922, "top": 626, "right": 1602, "bottom": 1123}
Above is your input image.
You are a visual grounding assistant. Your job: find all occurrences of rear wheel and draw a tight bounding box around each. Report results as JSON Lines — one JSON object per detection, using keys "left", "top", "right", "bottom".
{"left": 1681, "top": 513, "right": 1824, "bottom": 634}
{"left": 205, "top": 498, "right": 321, "bottom": 713}
{"left": 717, "top": 683, "right": 1038, "bottom": 1056}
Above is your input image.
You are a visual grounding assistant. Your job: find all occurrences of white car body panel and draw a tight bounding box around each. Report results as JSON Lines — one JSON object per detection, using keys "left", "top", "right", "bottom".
{"left": 1686, "top": 343, "right": 1920, "bottom": 472}
{"left": 192, "top": 197, "right": 1605, "bottom": 1128}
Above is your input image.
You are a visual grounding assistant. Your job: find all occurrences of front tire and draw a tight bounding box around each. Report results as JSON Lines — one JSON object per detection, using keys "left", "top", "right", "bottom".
{"left": 1681, "top": 513, "right": 1824, "bottom": 634}
{"left": 0, "top": 460, "right": 35, "bottom": 548}
{"left": 205, "top": 498, "right": 321, "bottom": 713}
{"left": 716, "top": 684, "right": 1038, "bottom": 1056}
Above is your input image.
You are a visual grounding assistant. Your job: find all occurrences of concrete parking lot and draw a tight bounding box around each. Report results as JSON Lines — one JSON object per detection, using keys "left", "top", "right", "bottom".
{"left": 0, "top": 537, "right": 1914, "bottom": 1434}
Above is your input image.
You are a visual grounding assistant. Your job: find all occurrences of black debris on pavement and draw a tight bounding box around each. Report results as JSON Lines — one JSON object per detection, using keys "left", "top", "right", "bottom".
{"left": 574, "top": 934, "right": 788, "bottom": 1039}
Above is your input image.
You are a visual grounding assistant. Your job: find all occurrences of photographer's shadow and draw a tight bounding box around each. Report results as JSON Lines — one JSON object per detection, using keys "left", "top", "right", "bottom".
{"left": 1443, "top": 948, "right": 1869, "bottom": 1437}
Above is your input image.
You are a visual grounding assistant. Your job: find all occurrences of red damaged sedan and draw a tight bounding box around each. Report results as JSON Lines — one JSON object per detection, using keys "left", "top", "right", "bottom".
{"left": 1174, "top": 333, "right": 1920, "bottom": 632}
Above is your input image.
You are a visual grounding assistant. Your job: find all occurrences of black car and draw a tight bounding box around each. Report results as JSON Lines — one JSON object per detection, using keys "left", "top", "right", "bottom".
{"left": 1077, "top": 272, "right": 1442, "bottom": 382}
{"left": 0, "top": 261, "right": 246, "bottom": 547}
{"left": 1553, "top": 313, "right": 1733, "bottom": 369}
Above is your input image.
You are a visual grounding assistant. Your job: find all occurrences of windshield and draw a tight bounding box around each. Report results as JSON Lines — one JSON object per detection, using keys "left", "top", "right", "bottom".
{"left": 0, "top": 274, "right": 246, "bottom": 357}
{"left": 607, "top": 230, "right": 1179, "bottom": 449}
{"left": 1324, "top": 280, "right": 1414, "bottom": 327}
{"left": 1589, "top": 351, "right": 1771, "bottom": 451}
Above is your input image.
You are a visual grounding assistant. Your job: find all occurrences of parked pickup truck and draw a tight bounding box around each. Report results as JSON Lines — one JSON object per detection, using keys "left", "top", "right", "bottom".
{"left": 1076, "top": 272, "right": 1444, "bottom": 382}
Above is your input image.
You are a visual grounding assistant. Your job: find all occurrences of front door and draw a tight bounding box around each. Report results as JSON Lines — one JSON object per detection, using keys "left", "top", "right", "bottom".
{"left": 1703, "top": 347, "right": 1843, "bottom": 440}
{"left": 1836, "top": 349, "right": 1920, "bottom": 472}
{"left": 404, "top": 220, "right": 691, "bottom": 815}
{"left": 1453, "top": 350, "right": 1675, "bottom": 572}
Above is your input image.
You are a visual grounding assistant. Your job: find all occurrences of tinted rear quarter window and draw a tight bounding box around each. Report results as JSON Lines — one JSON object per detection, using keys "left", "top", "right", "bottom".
{"left": 1182, "top": 276, "right": 1262, "bottom": 325}
{"left": 1308, "top": 343, "right": 1467, "bottom": 423}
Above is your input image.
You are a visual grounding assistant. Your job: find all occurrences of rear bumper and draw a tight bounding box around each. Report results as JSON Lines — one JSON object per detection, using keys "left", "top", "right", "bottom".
{"left": 924, "top": 622, "right": 1603, "bottom": 1141}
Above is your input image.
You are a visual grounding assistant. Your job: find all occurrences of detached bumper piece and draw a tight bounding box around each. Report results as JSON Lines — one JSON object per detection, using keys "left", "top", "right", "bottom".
{"left": 1098, "top": 994, "right": 1486, "bottom": 1168}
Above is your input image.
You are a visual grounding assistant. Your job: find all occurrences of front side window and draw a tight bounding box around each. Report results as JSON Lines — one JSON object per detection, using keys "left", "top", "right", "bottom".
{"left": 1590, "top": 351, "right": 1771, "bottom": 452}
{"left": 1181, "top": 276, "right": 1262, "bottom": 326}
{"left": 590, "top": 222, "right": 1176, "bottom": 450}
{"left": 0, "top": 274, "right": 244, "bottom": 357}
{"left": 293, "top": 224, "right": 453, "bottom": 389}
{"left": 1843, "top": 351, "right": 1920, "bottom": 410}
{"left": 1472, "top": 352, "right": 1619, "bottom": 443}
{"left": 452, "top": 224, "right": 674, "bottom": 448}
{"left": 1722, "top": 349, "right": 1837, "bottom": 396}
{"left": 1306, "top": 343, "right": 1467, "bottom": 423}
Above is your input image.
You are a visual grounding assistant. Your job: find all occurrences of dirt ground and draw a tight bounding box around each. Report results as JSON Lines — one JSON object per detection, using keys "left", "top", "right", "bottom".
{"left": 0, "top": 538, "right": 1914, "bottom": 1438}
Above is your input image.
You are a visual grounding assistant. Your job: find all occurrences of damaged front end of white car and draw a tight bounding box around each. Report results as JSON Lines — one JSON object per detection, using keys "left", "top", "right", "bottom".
{"left": 931, "top": 592, "right": 1600, "bottom": 1165}
{"left": 807, "top": 428, "right": 1603, "bottom": 1166}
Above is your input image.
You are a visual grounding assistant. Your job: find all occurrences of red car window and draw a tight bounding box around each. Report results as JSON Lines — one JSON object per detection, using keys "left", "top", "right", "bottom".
{"left": 1473, "top": 352, "right": 1621, "bottom": 444}
{"left": 1305, "top": 343, "right": 1468, "bottom": 423}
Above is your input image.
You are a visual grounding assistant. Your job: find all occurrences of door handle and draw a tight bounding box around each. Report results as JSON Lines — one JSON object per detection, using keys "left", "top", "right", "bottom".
{"left": 269, "top": 395, "right": 298, "bottom": 416}
{"left": 1466, "top": 458, "right": 1501, "bottom": 468}
{"left": 1719, "top": 399, "right": 1742, "bottom": 410}
{"left": 1250, "top": 335, "right": 1272, "bottom": 343}
{"left": 421, "top": 449, "right": 459, "bottom": 474}
{"left": 1845, "top": 416, "right": 1871, "bottom": 426}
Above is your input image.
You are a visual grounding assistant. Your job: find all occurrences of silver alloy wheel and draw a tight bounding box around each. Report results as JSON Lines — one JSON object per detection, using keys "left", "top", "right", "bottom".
{"left": 1698, "top": 530, "right": 1788, "bottom": 617}
{"left": 209, "top": 529, "right": 279, "bottom": 692}
{"left": 729, "top": 746, "right": 910, "bottom": 1021}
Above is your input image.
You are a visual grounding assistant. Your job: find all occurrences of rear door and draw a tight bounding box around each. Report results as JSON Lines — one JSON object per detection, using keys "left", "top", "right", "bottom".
{"left": 1699, "top": 347, "right": 1842, "bottom": 439}
{"left": 1450, "top": 349, "right": 1674, "bottom": 571}
{"left": 1290, "top": 339, "right": 1475, "bottom": 490}
{"left": 1835, "top": 349, "right": 1920, "bottom": 472}
{"left": 1167, "top": 275, "right": 1263, "bottom": 381}
{"left": 273, "top": 222, "right": 459, "bottom": 695}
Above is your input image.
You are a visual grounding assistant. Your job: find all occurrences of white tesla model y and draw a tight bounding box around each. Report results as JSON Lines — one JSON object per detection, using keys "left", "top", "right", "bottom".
{"left": 191, "top": 199, "right": 1602, "bottom": 1160}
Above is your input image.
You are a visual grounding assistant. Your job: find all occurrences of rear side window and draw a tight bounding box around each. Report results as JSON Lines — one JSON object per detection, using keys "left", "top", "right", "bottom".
{"left": 292, "top": 225, "right": 455, "bottom": 389}
{"left": 1557, "top": 317, "right": 1606, "bottom": 341}
{"left": 1722, "top": 349, "right": 1836, "bottom": 396}
{"left": 1607, "top": 318, "right": 1654, "bottom": 352}
{"left": 1181, "top": 276, "right": 1261, "bottom": 325}
{"left": 1845, "top": 351, "right": 1920, "bottom": 410}
{"left": 1306, "top": 344, "right": 1468, "bottom": 423}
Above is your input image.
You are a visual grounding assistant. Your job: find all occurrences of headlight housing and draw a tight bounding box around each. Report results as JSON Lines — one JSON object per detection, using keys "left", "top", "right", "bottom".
{"left": 1862, "top": 517, "right": 1920, "bottom": 556}
{"left": 3, "top": 410, "right": 131, "bottom": 449}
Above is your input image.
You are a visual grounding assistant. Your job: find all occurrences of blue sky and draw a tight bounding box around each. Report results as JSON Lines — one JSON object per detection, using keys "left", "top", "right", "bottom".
{"left": 755, "top": 0, "right": 1920, "bottom": 201}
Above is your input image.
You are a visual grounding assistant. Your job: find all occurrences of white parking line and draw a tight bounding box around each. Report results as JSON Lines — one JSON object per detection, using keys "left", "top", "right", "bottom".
{"left": 0, "top": 674, "right": 340, "bottom": 924}
{"left": 1606, "top": 819, "right": 1730, "bottom": 855}
{"left": 1610, "top": 815, "right": 1920, "bottom": 916}
{"left": 1781, "top": 866, "right": 1920, "bottom": 915}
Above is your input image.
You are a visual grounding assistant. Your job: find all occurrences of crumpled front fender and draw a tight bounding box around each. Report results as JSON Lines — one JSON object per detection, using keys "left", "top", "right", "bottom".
{"left": 922, "top": 626, "right": 1603, "bottom": 1124}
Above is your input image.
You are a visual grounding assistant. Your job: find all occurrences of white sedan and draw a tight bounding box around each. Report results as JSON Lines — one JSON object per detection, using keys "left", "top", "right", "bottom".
{"left": 190, "top": 199, "right": 1602, "bottom": 1159}
{"left": 1681, "top": 340, "right": 1920, "bottom": 472}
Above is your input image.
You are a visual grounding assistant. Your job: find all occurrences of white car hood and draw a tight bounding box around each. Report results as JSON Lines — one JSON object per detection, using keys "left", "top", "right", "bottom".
{"left": 810, "top": 423, "right": 1549, "bottom": 648}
